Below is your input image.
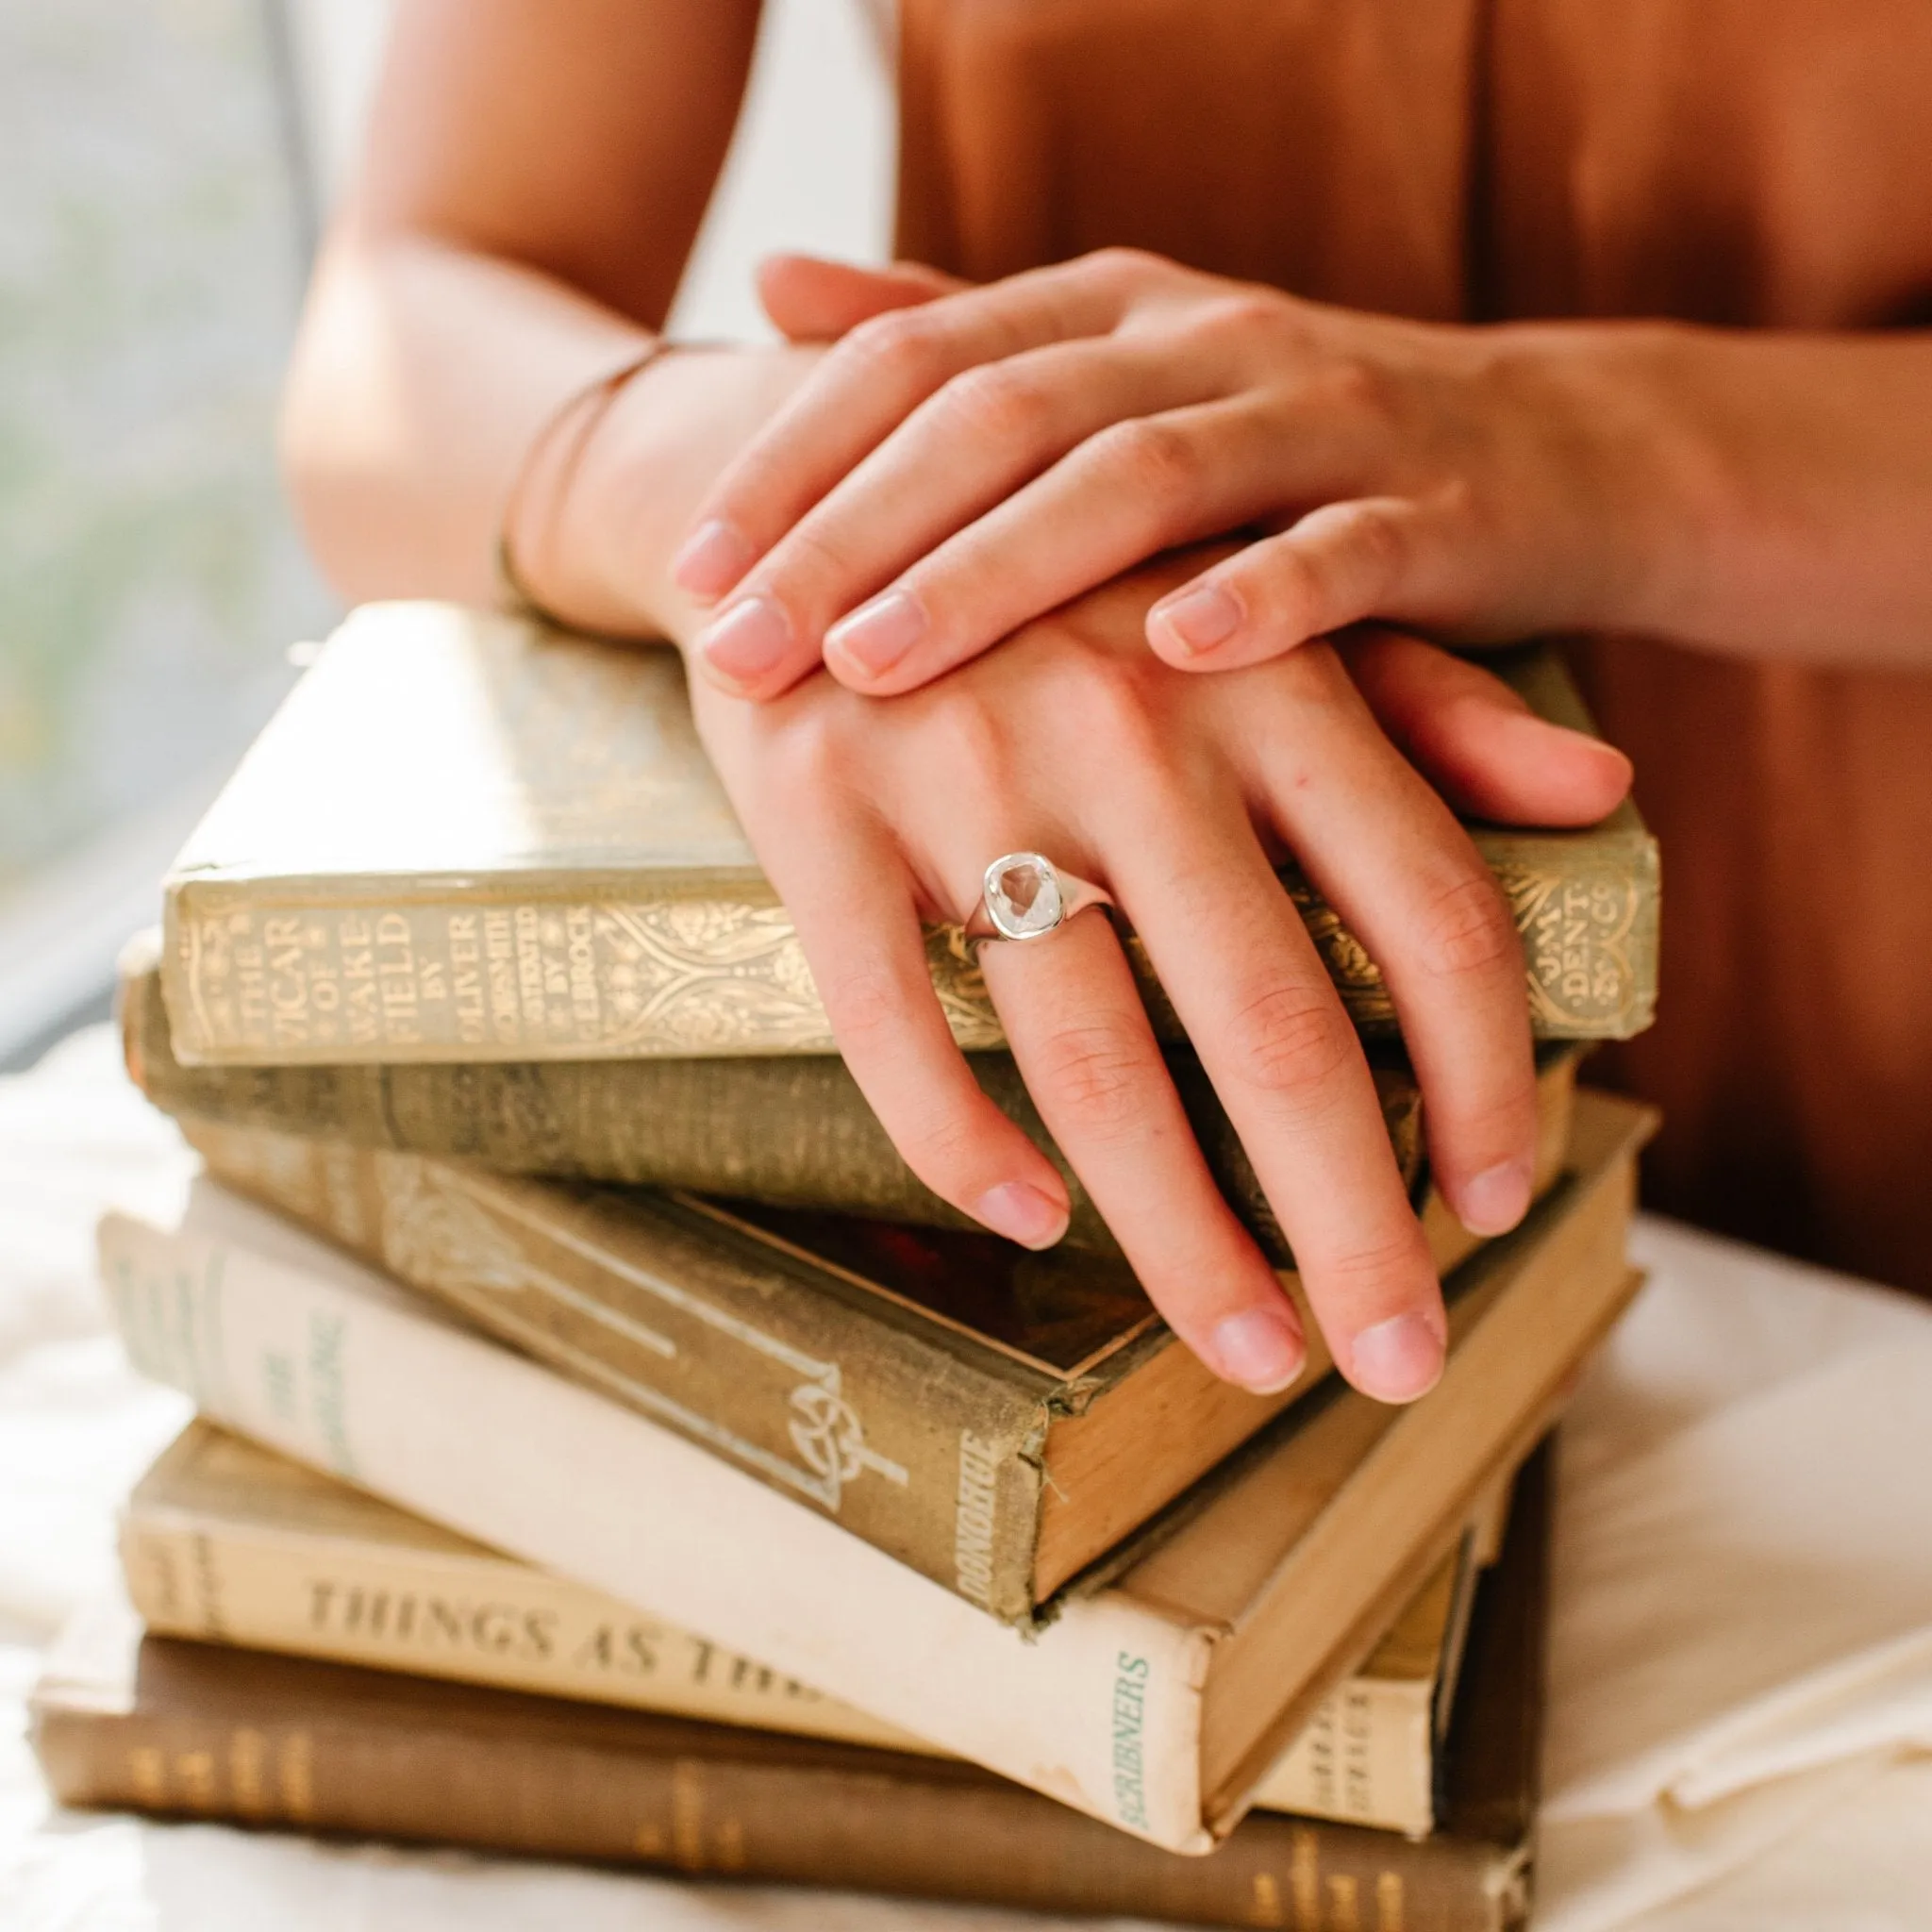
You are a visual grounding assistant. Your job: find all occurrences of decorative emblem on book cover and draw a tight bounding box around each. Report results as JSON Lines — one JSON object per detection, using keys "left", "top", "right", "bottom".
{"left": 373, "top": 1158, "right": 908, "bottom": 1514}
{"left": 1502, "top": 860, "right": 1652, "bottom": 1036}
{"left": 787, "top": 1384, "right": 907, "bottom": 1491}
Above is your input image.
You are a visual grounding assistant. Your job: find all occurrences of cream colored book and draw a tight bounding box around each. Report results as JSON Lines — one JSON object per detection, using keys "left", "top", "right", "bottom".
{"left": 121, "top": 1419, "right": 1485, "bottom": 1836}
{"left": 160, "top": 604, "right": 1658, "bottom": 1065}
{"left": 97, "top": 1091, "right": 1647, "bottom": 1853}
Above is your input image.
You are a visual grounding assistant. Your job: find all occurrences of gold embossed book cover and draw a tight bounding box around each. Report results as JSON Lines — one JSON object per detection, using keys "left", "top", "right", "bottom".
{"left": 160, "top": 603, "right": 1658, "bottom": 1065}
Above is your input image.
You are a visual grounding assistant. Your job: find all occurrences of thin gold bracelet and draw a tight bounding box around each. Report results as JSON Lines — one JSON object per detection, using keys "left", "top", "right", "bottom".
{"left": 492, "top": 341, "right": 674, "bottom": 628}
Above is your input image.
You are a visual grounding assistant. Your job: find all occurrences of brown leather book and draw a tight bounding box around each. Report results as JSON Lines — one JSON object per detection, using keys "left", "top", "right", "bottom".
{"left": 157, "top": 605, "right": 1658, "bottom": 1068}
{"left": 36, "top": 1451, "right": 1552, "bottom": 1932}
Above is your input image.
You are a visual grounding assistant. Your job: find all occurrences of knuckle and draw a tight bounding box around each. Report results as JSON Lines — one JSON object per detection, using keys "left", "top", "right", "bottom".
{"left": 1082, "top": 244, "right": 1163, "bottom": 290}
{"left": 842, "top": 308, "right": 942, "bottom": 383}
{"left": 1035, "top": 642, "right": 1170, "bottom": 770}
{"left": 1260, "top": 632, "right": 1356, "bottom": 712}
{"left": 1031, "top": 1019, "right": 1157, "bottom": 1141}
{"left": 763, "top": 708, "right": 850, "bottom": 796}
{"left": 936, "top": 362, "right": 1044, "bottom": 445}
{"left": 1322, "top": 1230, "right": 1433, "bottom": 1301}
{"left": 897, "top": 1104, "right": 998, "bottom": 1191}
{"left": 1430, "top": 473, "right": 1479, "bottom": 532}
{"left": 768, "top": 519, "right": 859, "bottom": 598}
{"left": 1223, "top": 981, "right": 1356, "bottom": 1105}
{"left": 1095, "top": 675, "right": 1177, "bottom": 776}
{"left": 1338, "top": 500, "right": 1412, "bottom": 588}
{"left": 1253, "top": 538, "right": 1326, "bottom": 626}
{"left": 1200, "top": 289, "right": 1291, "bottom": 347}
{"left": 923, "top": 686, "right": 1015, "bottom": 794}
{"left": 1317, "top": 354, "right": 1399, "bottom": 425}
{"left": 1410, "top": 872, "right": 1522, "bottom": 984}
{"left": 1450, "top": 1087, "right": 1540, "bottom": 1162}
{"left": 818, "top": 959, "right": 912, "bottom": 1047}
{"left": 1087, "top": 416, "right": 1207, "bottom": 507}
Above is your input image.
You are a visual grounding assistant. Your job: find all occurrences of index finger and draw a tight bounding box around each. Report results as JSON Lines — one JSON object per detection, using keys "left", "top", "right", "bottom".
{"left": 675, "top": 254, "right": 1141, "bottom": 611}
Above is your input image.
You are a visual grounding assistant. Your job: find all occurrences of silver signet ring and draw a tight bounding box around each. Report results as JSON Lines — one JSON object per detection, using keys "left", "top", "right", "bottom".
{"left": 963, "top": 852, "right": 1115, "bottom": 944}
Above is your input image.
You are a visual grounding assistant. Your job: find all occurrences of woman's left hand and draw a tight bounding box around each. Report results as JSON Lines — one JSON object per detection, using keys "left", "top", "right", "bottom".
{"left": 675, "top": 248, "right": 1695, "bottom": 699}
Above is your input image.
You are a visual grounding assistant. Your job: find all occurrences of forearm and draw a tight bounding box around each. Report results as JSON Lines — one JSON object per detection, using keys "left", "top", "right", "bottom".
{"left": 279, "top": 0, "right": 771, "bottom": 618}
{"left": 1607, "top": 325, "right": 1932, "bottom": 666}
{"left": 281, "top": 225, "right": 649, "bottom": 606}
{"left": 281, "top": 223, "right": 815, "bottom": 638}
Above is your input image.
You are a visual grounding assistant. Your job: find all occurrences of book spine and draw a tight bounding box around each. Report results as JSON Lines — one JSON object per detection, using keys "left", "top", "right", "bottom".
{"left": 119, "top": 1507, "right": 932, "bottom": 1757}
{"left": 169, "top": 1120, "right": 1059, "bottom": 1623}
{"left": 33, "top": 1644, "right": 1522, "bottom": 1931}
{"left": 1249, "top": 1677, "right": 1435, "bottom": 1839}
{"left": 1484, "top": 831, "right": 1659, "bottom": 1043}
{"left": 95, "top": 1195, "right": 1218, "bottom": 1850}
{"left": 162, "top": 834, "right": 1654, "bottom": 1066}
{"left": 124, "top": 959, "right": 1418, "bottom": 1264}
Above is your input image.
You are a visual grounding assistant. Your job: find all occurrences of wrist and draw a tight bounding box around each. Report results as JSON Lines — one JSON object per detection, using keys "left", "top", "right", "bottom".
{"left": 497, "top": 343, "right": 668, "bottom": 632}
{"left": 1590, "top": 322, "right": 1755, "bottom": 641}
{"left": 501, "top": 344, "right": 675, "bottom": 639}
{"left": 1489, "top": 319, "right": 1728, "bottom": 641}
{"left": 519, "top": 342, "right": 823, "bottom": 645}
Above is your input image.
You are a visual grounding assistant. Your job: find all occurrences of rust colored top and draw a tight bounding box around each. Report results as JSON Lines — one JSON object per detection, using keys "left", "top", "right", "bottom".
{"left": 894, "top": 0, "right": 1932, "bottom": 1292}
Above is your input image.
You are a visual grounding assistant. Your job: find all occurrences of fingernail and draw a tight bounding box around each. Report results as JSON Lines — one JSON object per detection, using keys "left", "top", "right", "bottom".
{"left": 698, "top": 596, "right": 791, "bottom": 690}
{"left": 1209, "top": 1307, "right": 1307, "bottom": 1393}
{"left": 1457, "top": 1158, "right": 1534, "bottom": 1237}
{"left": 974, "top": 1181, "right": 1069, "bottom": 1250}
{"left": 673, "top": 520, "right": 755, "bottom": 599}
{"left": 1152, "top": 582, "right": 1242, "bottom": 656}
{"left": 827, "top": 589, "right": 928, "bottom": 677}
{"left": 1348, "top": 1313, "right": 1445, "bottom": 1404}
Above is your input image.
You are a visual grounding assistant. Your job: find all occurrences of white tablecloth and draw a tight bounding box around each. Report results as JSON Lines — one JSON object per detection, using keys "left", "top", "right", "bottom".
{"left": 3, "top": 1028, "right": 1929, "bottom": 1930}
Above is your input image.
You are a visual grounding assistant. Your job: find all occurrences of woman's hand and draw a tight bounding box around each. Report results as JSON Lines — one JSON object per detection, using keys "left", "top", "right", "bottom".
{"left": 674, "top": 249, "right": 1696, "bottom": 698}
{"left": 685, "top": 552, "right": 1631, "bottom": 1403}
{"left": 499, "top": 336, "right": 1629, "bottom": 1404}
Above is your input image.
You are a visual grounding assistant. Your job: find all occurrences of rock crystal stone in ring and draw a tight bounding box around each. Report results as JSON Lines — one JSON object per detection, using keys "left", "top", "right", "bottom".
{"left": 985, "top": 853, "right": 1062, "bottom": 939}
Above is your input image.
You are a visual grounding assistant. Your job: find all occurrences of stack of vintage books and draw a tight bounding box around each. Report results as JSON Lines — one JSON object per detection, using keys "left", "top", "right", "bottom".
{"left": 32, "top": 604, "right": 1660, "bottom": 1930}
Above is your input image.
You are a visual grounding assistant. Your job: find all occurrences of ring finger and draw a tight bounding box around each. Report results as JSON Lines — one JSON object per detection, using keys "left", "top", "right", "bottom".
{"left": 740, "top": 767, "right": 1075, "bottom": 1248}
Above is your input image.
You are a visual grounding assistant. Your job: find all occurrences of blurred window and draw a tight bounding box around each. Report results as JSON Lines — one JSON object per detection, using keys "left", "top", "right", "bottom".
{"left": 0, "top": 0, "right": 333, "bottom": 1061}
{"left": 0, "top": 0, "right": 891, "bottom": 1066}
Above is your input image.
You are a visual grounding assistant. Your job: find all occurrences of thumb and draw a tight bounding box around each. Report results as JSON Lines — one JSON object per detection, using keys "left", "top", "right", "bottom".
{"left": 756, "top": 253, "right": 969, "bottom": 341}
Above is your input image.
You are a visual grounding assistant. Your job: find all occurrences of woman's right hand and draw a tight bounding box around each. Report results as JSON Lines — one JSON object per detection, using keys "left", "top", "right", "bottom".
{"left": 683, "top": 552, "right": 1629, "bottom": 1404}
